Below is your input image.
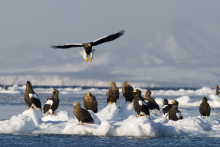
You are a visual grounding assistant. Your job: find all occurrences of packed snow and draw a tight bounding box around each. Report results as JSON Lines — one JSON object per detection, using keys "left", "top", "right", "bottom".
{"left": 1, "top": 85, "right": 220, "bottom": 137}
{"left": 0, "top": 101, "right": 220, "bottom": 137}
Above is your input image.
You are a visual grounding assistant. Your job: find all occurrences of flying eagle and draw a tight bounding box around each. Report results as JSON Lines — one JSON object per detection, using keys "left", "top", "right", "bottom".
{"left": 52, "top": 30, "right": 125, "bottom": 62}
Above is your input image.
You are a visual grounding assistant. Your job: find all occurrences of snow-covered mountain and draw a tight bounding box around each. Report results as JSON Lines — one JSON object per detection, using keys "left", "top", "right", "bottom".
{"left": 0, "top": 1, "right": 219, "bottom": 87}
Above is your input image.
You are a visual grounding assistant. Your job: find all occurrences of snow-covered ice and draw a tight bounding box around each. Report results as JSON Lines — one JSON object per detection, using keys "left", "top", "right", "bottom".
{"left": 0, "top": 101, "right": 220, "bottom": 137}
{"left": 1, "top": 85, "right": 220, "bottom": 137}
{"left": 0, "top": 85, "right": 216, "bottom": 96}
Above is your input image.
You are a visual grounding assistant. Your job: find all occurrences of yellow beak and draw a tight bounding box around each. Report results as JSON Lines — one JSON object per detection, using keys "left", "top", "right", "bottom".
{"left": 51, "top": 89, "right": 54, "bottom": 93}
{"left": 133, "top": 90, "right": 137, "bottom": 92}
{"left": 172, "top": 101, "right": 175, "bottom": 104}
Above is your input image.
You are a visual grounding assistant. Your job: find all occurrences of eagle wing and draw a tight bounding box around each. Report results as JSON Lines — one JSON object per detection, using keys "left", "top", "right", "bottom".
{"left": 92, "top": 30, "right": 125, "bottom": 46}
{"left": 43, "top": 98, "right": 53, "bottom": 113}
{"left": 51, "top": 43, "right": 83, "bottom": 49}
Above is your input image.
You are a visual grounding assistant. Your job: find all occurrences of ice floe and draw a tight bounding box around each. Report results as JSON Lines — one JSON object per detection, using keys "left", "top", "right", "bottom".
{"left": 1, "top": 101, "right": 220, "bottom": 137}
{"left": 0, "top": 85, "right": 217, "bottom": 96}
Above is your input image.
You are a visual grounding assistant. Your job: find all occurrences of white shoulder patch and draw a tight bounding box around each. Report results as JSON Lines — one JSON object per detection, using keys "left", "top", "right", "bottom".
{"left": 92, "top": 35, "right": 109, "bottom": 43}
{"left": 176, "top": 112, "right": 183, "bottom": 119}
{"left": 144, "top": 99, "right": 149, "bottom": 104}
{"left": 65, "top": 43, "right": 82, "bottom": 46}
{"left": 49, "top": 109, "right": 53, "bottom": 114}
{"left": 45, "top": 99, "right": 53, "bottom": 106}
{"left": 138, "top": 100, "right": 142, "bottom": 106}
{"left": 139, "top": 100, "right": 148, "bottom": 106}
{"left": 162, "top": 105, "right": 168, "bottom": 109}
{"left": 29, "top": 93, "right": 37, "bottom": 99}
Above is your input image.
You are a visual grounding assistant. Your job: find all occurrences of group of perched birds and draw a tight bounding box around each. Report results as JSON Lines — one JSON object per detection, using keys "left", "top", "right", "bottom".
{"left": 48, "top": 30, "right": 212, "bottom": 124}
{"left": 24, "top": 80, "right": 212, "bottom": 125}
{"left": 24, "top": 81, "right": 59, "bottom": 116}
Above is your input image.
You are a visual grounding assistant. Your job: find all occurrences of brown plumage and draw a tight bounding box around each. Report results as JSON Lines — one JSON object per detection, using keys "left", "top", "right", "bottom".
{"left": 144, "top": 90, "right": 160, "bottom": 111}
{"left": 83, "top": 92, "right": 98, "bottom": 113}
{"left": 24, "top": 81, "right": 42, "bottom": 111}
{"left": 4, "top": 85, "right": 7, "bottom": 90}
{"left": 73, "top": 102, "right": 94, "bottom": 125}
{"left": 216, "top": 86, "right": 220, "bottom": 95}
{"left": 199, "top": 97, "right": 210, "bottom": 117}
{"left": 106, "top": 81, "right": 119, "bottom": 104}
{"left": 168, "top": 100, "right": 183, "bottom": 121}
{"left": 122, "top": 81, "right": 134, "bottom": 102}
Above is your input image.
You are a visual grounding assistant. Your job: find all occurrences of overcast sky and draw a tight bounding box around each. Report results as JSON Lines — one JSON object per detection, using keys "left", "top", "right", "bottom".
{"left": 0, "top": 1, "right": 220, "bottom": 88}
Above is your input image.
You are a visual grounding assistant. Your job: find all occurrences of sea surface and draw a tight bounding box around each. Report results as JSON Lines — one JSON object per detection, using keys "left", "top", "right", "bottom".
{"left": 1, "top": 85, "right": 220, "bottom": 146}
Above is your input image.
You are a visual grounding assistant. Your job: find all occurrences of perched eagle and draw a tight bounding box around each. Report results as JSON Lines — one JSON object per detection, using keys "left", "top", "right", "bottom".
{"left": 162, "top": 98, "right": 173, "bottom": 116}
{"left": 199, "top": 97, "right": 210, "bottom": 117}
{"left": 133, "top": 89, "right": 150, "bottom": 117}
{"left": 52, "top": 30, "right": 125, "bottom": 62}
{"left": 43, "top": 89, "right": 59, "bottom": 116}
{"left": 4, "top": 85, "right": 7, "bottom": 90}
{"left": 144, "top": 90, "right": 160, "bottom": 113}
{"left": 167, "top": 100, "right": 183, "bottom": 121}
{"left": 106, "top": 81, "right": 119, "bottom": 104}
{"left": 24, "top": 81, "right": 42, "bottom": 111}
{"left": 73, "top": 102, "right": 94, "bottom": 125}
{"left": 83, "top": 92, "right": 98, "bottom": 113}
{"left": 216, "top": 86, "right": 220, "bottom": 95}
{"left": 122, "top": 81, "right": 134, "bottom": 102}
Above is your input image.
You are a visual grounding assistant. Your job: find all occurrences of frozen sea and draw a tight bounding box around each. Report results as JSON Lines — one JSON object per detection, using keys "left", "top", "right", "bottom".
{"left": 1, "top": 85, "right": 220, "bottom": 146}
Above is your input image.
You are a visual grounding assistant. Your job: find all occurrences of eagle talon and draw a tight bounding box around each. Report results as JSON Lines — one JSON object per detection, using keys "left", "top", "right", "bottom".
{"left": 86, "top": 59, "right": 88, "bottom": 62}
{"left": 90, "top": 58, "right": 92, "bottom": 62}
{"left": 27, "top": 106, "right": 33, "bottom": 110}
{"left": 51, "top": 114, "right": 55, "bottom": 116}
{"left": 137, "top": 114, "right": 141, "bottom": 118}
{"left": 77, "top": 122, "right": 83, "bottom": 125}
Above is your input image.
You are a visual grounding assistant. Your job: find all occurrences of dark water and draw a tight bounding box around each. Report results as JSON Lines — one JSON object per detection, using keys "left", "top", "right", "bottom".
{"left": 0, "top": 134, "right": 220, "bottom": 147}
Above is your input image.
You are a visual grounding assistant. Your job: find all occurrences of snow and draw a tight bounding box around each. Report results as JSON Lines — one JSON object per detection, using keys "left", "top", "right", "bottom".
{"left": 0, "top": 101, "right": 220, "bottom": 137}
{"left": 0, "top": 85, "right": 217, "bottom": 96}
{"left": 1, "top": 85, "right": 220, "bottom": 137}
{"left": 42, "top": 111, "right": 70, "bottom": 122}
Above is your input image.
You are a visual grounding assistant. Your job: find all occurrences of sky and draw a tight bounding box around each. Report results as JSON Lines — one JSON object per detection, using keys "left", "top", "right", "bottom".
{"left": 0, "top": 1, "right": 220, "bottom": 88}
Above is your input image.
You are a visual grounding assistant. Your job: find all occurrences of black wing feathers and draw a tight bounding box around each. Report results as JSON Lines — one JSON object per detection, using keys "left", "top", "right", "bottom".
{"left": 43, "top": 104, "right": 51, "bottom": 113}
{"left": 31, "top": 98, "right": 42, "bottom": 110}
{"left": 92, "top": 30, "right": 125, "bottom": 46}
